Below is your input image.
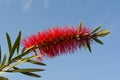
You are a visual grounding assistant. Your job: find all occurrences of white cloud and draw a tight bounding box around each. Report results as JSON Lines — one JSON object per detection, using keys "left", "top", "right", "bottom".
{"left": 0, "top": 0, "right": 33, "bottom": 12}
{"left": 43, "top": 0, "right": 49, "bottom": 9}
{"left": 20, "top": 0, "right": 33, "bottom": 12}
{"left": 0, "top": 0, "right": 50, "bottom": 12}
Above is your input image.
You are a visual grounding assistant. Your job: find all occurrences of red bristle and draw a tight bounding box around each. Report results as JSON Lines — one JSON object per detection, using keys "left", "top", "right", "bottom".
{"left": 21, "top": 26, "right": 91, "bottom": 59}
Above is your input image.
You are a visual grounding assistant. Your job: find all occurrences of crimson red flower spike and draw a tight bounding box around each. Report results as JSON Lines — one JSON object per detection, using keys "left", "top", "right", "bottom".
{"left": 21, "top": 23, "right": 110, "bottom": 60}
{"left": 22, "top": 25, "right": 91, "bottom": 59}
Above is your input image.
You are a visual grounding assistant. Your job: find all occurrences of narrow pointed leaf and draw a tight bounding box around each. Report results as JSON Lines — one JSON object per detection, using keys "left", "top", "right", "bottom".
{"left": 10, "top": 47, "right": 32, "bottom": 63}
{"left": 9, "top": 31, "right": 21, "bottom": 61}
{"left": 91, "top": 26, "right": 101, "bottom": 34}
{"left": 6, "top": 33, "right": 12, "bottom": 54}
{"left": 16, "top": 31, "right": 21, "bottom": 54}
{"left": 5, "top": 56, "right": 40, "bottom": 71}
{"left": 94, "top": 30, "right": 110, "bottom": 37}
{"left": 9, "top": 68, "right": 44, "bottom": 72}
{"left": 13, "top": 67, "right": 41, "bottom": 78}
{"left": 0, "top": 76, "right": 8, "bottom": 80}
{"left": 20, "top": 72, "right": 41, "bottom": 78}
{"left": 0, "top": 54, "right": 6, "bottom": 68}
{"left": 86, "top": 41, "right": 92, "bottom": 53}
{"left": 78, "top": 21, "right": 82, "bottom": 32}
{"left": 92, "top": 37, "right": 104, "bottom": 45}
{"left": 21, "top": 47, "right": 25, "bottom": 54}
{"left": 27, "top": 60, "right": 46, "bottom": 66}
{"left": 20, "top": 55, "right": 42, "bottom": 64}
{"left": 0, "top": 46, "right": 1, "bottom": 63}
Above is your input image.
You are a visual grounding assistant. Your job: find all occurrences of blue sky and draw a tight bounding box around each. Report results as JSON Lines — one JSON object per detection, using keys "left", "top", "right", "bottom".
{"left": 0, "top": 0, "right": 119, "bottom": 80}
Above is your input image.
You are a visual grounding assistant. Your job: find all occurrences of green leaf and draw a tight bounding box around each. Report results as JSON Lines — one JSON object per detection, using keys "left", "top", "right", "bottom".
{"left": 0, "top": 46, "right": 1, "bottom": 63}
{"left": 86, "top": 41, "right": 92, "bottom": 53}
{"left": 78, "top": 21, "right": 82, "bottom": 32}
{"left": 8, "top": 31, "right": 21, "bottom": 61}
{"left": 27, "top": 59, "right": 46, "bottom": 66}
{"left": 6, "top": 33, "right": 12, "bottom": 54}
{"left": 21, "top": 47, "right": 25, "bottom": 54}
{"left": 19, "top": 72, "right": 41, "bottom": 78}
{"left": 92, "top": 37, "right": 104, "bottom": 45}
{"left": 4, "top": 55, "right": 39, "bottom": 72}
{"left": 21, "top": 55, "right": 42, "bottom": 63}
{"left": 91, "top": 26, "right": 101, "bottom": 34}
{"left": 10, "top": 47, "right": 32, "bottom": 63}
{"left": 0, "top": 54, "right": 6, "bottom": 68}
{"left": 93, "top": 29, "right": 110, "bottom": 37}
{"left": 16, "top": 31, "right": 21, "bottom": 54}
{"left": 0, "top": 76, "right": 8, "bottom": 80}
{"left": 13, "top": 67, "right": 41, "bottom": 78}
{"left": 9, "top": 68, "right": 44, "bottom": 72}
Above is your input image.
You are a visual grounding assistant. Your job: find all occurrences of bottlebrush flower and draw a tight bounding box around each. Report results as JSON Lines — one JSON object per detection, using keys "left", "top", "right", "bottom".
{"left": 21, "top": 22, "right": 110, "bottom": 60}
